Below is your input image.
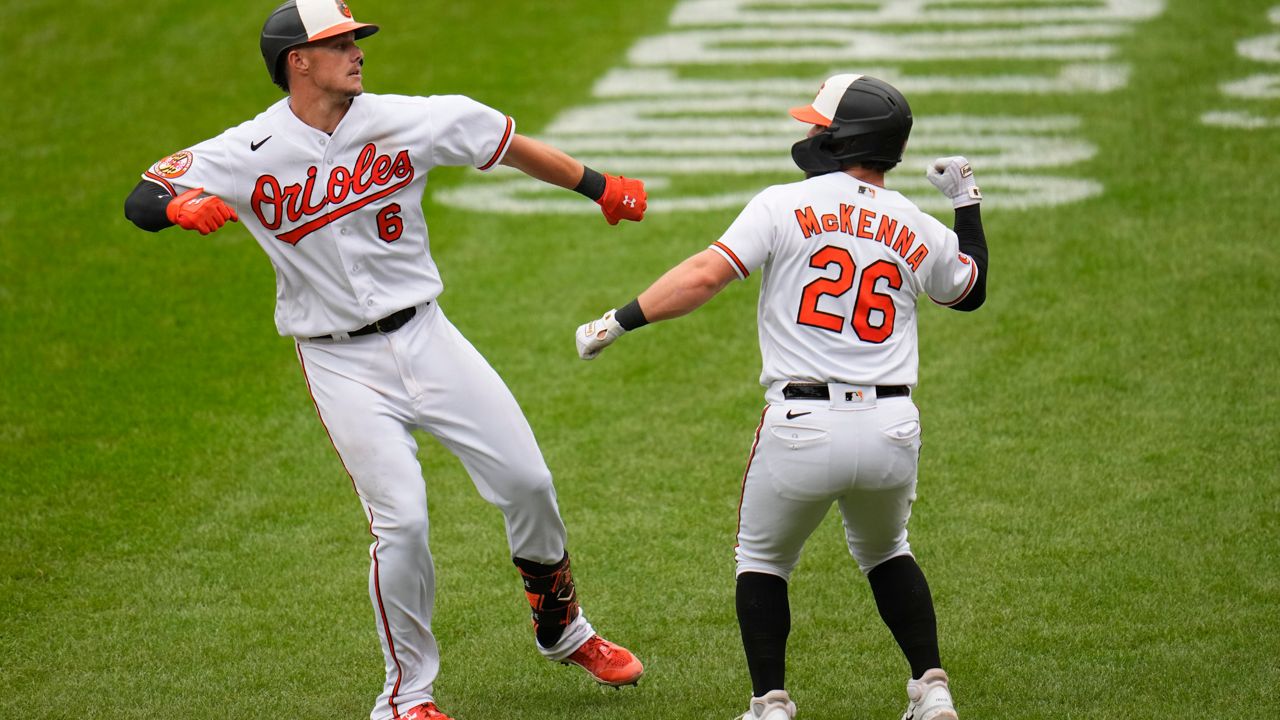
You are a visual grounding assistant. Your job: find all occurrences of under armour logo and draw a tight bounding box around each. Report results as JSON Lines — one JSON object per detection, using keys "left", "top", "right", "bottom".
{"left": 622, "top": 196, "right": 637, "bottom": 208}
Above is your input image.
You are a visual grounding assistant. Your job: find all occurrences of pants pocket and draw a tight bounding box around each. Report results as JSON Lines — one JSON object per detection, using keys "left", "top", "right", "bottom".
{"left": 763, "top": 422, "right": 837, "bottom": 501}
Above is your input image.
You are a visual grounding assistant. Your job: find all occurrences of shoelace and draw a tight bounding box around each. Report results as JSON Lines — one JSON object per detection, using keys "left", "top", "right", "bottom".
{"left": 585, "top": 637, "right": 629, "bottom": 667}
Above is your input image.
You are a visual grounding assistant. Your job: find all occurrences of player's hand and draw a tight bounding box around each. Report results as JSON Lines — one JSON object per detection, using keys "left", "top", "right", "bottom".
{"left": 597, "top": 174, "right": 647, "bottom": 225}
{"left": 926, "top": 156, "right": 982, "bottom": 209}
{"left": 576, "top": 309, "right": 627, "bottom": 360}
{"left": 166, "top": 187, "right": 239, "bottom": 235}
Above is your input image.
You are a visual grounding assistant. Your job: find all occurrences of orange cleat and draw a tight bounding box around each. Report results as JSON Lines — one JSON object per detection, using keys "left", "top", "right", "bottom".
{"left": 398, "top": 702, "right": 454, "bottom": 720}
{"left": 561, "top": 634, "right": 644, "bottom": 687}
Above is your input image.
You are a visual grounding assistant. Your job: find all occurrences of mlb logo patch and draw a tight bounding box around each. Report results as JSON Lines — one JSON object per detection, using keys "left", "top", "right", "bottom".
{"left": 858, "top": 186, "right": 876, "bottom": 198}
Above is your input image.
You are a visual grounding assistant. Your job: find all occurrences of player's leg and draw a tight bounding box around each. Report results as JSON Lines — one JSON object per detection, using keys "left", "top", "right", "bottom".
{"left": 296, "top": 340, "right": 440, "bottom": 720}
{"left": 734, "top": 405, "right": 838, "bottom": 716}
{"left": 393, "top": 304, "right": 640, "bottom": 682}
{"left": 838, "top": 399, "right": 957, "bottom": 719}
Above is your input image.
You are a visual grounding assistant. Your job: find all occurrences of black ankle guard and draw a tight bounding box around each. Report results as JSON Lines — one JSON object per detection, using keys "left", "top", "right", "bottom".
{"left": 514, "top": 552, "right": 580, "bottom": 648}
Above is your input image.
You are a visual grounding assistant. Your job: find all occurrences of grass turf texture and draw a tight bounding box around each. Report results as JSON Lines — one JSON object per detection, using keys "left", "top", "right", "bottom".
{"left": 2, "top": 0, "right": 1278, "bottom": 718}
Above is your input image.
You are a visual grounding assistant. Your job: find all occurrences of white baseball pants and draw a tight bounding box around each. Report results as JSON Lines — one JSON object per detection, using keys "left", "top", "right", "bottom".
{"left": 736, "top": 383, "right": 924, "bottom": 580}
{"left": 296, "top": 301, "right": 593, "bottom": 720}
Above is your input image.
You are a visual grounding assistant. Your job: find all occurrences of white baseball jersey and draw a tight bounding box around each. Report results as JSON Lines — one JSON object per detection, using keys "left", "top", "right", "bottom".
{"left": 140, "top": 93, "right": 515, "bottom": 337}
{"left": 708, "top": 171, "right": 978, "bottom": 388}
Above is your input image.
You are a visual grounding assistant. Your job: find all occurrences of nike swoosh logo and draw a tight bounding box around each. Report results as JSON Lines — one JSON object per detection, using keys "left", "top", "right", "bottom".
{"left": 785, "top": 410, "right": 812, "bottom": 420}
{"left": 250, "top": 136, "right": 272, "bottom": 151}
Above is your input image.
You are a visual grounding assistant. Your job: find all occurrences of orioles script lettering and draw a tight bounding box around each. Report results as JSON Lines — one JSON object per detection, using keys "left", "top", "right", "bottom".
{"left": 253, "top": 143, "right": 415, "bottom": 245}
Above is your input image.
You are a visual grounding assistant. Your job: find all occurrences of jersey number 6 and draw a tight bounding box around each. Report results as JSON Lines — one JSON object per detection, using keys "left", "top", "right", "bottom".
{"left": 377, "top": 204, "right": 403, "bottom": 243}
{"left": 797, "top": 245, "right": 902, "bottom": 344}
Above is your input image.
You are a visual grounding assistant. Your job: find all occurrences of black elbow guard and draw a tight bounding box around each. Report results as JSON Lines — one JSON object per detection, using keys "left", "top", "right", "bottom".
{"left": 124, "top": 180, "right": 174, "bottom": 232}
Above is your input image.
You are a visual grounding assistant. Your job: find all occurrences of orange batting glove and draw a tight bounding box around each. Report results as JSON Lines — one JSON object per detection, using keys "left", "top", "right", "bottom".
{"left": 166, "top": 187, "right": 238, "bottom": 235}
{"left": 597, "top": 174, "right": 646, "bottom": 225}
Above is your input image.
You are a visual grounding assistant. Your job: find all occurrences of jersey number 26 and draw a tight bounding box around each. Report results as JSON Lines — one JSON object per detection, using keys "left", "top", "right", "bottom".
{"left": 797, "top": 245, "right": 901, "bottom": 344}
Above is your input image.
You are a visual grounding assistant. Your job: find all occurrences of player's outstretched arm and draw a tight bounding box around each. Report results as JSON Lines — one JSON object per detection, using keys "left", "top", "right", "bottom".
{"left": 124, "top": 180, "right": 176, "bottom": 232}
{"left": 927, "top": 156, "right": 988, "bottom": 311}
{"left": 575, "top": 249, "right": 736, "bottom": 360}
{"left": 500, "top": 134, "right": 646, "bottom": 225}
{"left": 124, "top": 181, "right": 238, "bottom": 236}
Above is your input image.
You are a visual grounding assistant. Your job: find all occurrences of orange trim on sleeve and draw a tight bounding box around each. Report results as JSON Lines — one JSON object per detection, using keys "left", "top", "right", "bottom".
{"left": 143, "top": 171, "right": 176, "bottom": 196}
{"left": 478, "top": 115, "right": 514, "bottom": 171}
{"left": 931, "top": 255, "right": 979, "bottom": 307}
{"left": 713, "top": 241, "right": 750, "bottom": 278}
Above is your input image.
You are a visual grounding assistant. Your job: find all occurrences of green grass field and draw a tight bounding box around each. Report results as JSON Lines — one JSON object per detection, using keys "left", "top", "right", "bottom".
{"left": 2, "top": 1, "right": 1278, "bottom": 718}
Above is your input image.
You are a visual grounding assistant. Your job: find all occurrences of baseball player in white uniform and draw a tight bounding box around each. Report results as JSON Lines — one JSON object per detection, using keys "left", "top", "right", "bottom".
{"left": 573, "top": 75, "right": 988, "bottom": 720}
{"left": 123, "top": 3, "right": 647, "bottom": 719}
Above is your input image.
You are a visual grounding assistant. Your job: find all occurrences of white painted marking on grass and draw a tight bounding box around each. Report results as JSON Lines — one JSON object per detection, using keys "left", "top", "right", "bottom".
{"left": 437, "top": 171, "right": 1103, "bottom": 215}
{"left": 594, "top": 65, "right": 1131, "bottom": 97}
{"left": 1222, "top": 73, "right": 1280, "bottom": 99}
{"left": 1201, "top": 111, "right": 1280, "bottom": 129}
{"left": 1202, "top": 10, "right": 1280, "bottom": 130}
{"left": 627, "top": 25, "right": 1126, "bottom": 66}
{"left": 438, "top": 0, "right": 1167, "bottom": 216}
{"left": 1238, "top": 34, "right": 1280, "bottom": 63}
{"left": 672, "top": 0, "right": 1164, "bottom": 26}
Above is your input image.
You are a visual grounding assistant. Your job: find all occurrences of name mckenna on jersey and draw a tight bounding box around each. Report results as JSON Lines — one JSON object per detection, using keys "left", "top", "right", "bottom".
{"left": 251, "top": 142, "right": 415, "bottom": 246}
{"left": 794, "top": 204, "right": 929, "bottom": 272}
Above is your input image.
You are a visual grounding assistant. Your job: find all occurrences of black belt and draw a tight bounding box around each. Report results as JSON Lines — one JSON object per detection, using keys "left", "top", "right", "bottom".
{"left": 310, "top": 305, "right": 420, "bottom": 341}
{"left": 782, "top": 382, "right": 910, "bottom": 400}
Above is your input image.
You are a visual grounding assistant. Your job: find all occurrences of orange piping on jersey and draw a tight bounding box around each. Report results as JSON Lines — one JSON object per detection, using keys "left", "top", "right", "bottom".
{"left": 932, "top": 256, "right": 979, "bottom": 306}
{"left": 297, "top": 346, "right": 406, "bottom": 716}
{"left": 713, "top": 241, "right": 749, "bottom": 278}
{"left": 478, "top": 116, "right": 514, "bottom": 171}
{"left": 734, "top": 406, "right": 770, "bottom": 549}
{"left": 143, "top": 171, "right": 176, "bottom": 196}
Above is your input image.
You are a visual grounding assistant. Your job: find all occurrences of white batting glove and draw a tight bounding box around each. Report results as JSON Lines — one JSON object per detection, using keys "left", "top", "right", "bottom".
{"left": 926, "top": 156, "right": 982, "bottom": 208}
{"left": 576, "top": 309, "right": 627, "bottom": 360}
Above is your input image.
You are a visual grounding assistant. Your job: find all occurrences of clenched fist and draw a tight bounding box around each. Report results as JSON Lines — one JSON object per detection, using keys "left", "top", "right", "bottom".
{"left": 597, "top": 174, "right": 647, "bottom": 225}
{"left": 166, "top": 187, "right": 238, "bottom": 235}
{"left": 575, "top": 309, "right": 627, "bottom": 360}
{"left": 926, "top": 157, "right": 982, "bottom": 209}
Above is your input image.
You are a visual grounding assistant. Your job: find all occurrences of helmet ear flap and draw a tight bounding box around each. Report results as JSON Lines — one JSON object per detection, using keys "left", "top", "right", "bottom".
{"left": 791, "top": 132, "right": 842, "bottom": 176}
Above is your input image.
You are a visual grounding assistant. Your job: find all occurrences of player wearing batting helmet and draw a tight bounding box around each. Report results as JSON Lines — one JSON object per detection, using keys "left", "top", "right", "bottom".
{"left": 574, "top": 74, "right": 988, "bottom": 720}
{"left": 123, "top": 2, "right": 649, "bottom": 718}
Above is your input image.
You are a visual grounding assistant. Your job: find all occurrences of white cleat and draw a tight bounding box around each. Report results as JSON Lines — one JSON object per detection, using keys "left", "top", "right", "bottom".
{"left": 902, "top": 668, "right": 958, "bottom": 720}
{"left": 737, "top": 689, "right": 796, "bottom": 720}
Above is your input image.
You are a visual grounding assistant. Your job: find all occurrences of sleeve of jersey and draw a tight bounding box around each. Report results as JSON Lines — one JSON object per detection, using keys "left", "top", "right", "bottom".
{"left": 141, "top": 136, "right": 235, "bottom": 200}
{"left": 427, "top": 95, "right": 515, "bottom": 171}
{"left": 708, "top": 194, "right": 774, "bottom": 280}
{"left": 924, "top": 228, "right": 980, "bottom": 307}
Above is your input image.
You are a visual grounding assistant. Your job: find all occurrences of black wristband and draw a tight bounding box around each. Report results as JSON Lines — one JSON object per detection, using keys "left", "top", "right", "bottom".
{"left": 574, "top": 166, "right": 606, "bottom": 201}
{"left": 614, "top": 299, "right": 649, "bottom": 331}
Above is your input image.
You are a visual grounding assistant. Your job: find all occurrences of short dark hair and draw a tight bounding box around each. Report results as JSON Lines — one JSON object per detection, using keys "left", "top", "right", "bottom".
{"left": 273, "top": 54, "right": 290, "bottom": 92}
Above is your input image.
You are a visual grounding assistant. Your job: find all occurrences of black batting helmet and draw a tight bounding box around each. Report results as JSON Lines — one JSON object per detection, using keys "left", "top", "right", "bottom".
{"left": 789, "top": 74, "right": 913, "bottom": 175}
{"left": 261, "top": 0, "right": 379, "bottom": 87}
